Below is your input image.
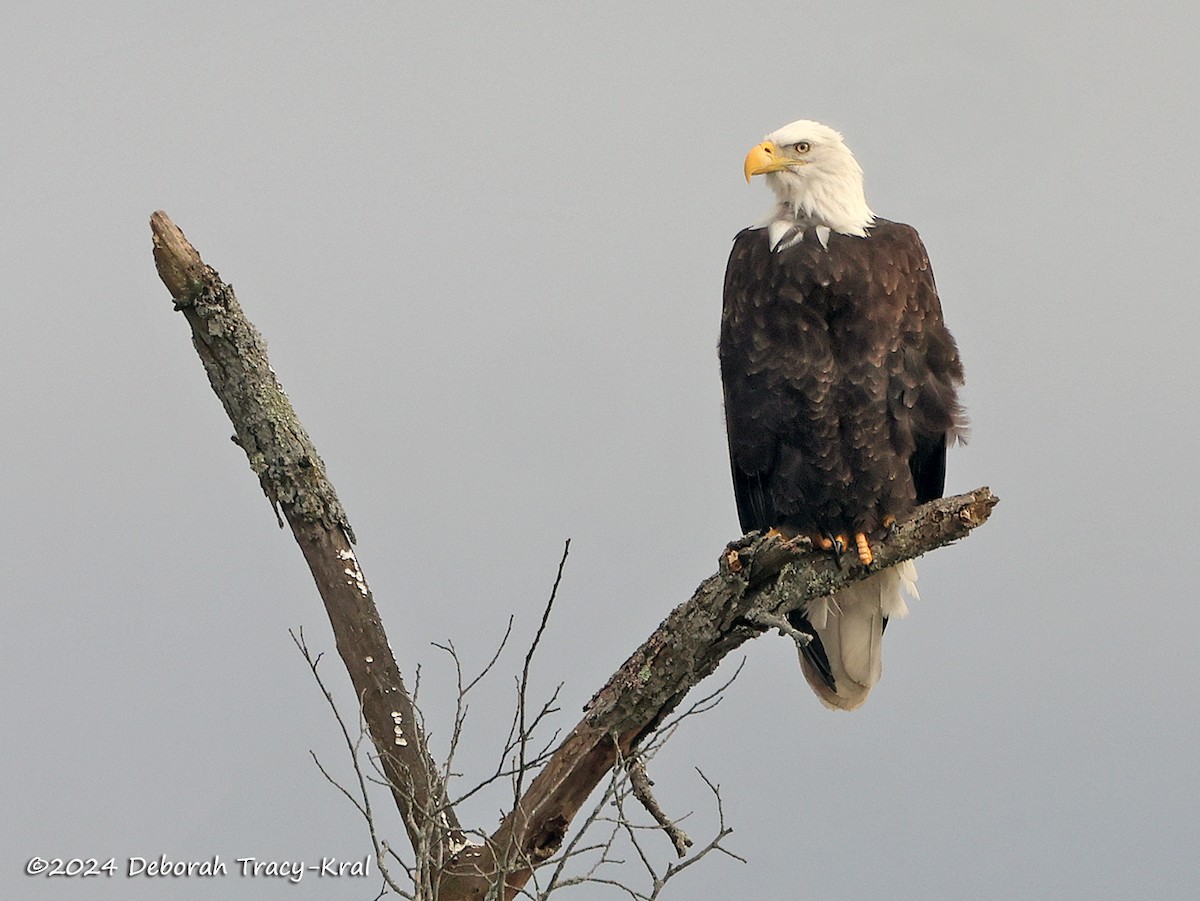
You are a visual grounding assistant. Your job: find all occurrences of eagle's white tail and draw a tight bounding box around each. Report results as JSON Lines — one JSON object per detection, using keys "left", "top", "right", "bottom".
{"left": 797, "top": 561, "right": 919, "bottom": 711}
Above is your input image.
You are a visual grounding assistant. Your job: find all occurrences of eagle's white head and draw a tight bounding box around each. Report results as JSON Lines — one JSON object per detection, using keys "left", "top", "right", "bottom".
{"left": 744, "top": 119, "right": 874, "bottom": 250}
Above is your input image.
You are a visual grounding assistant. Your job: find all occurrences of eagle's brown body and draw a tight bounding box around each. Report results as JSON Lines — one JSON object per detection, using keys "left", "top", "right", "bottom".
{"left": 720, "top": 219, "right": 964, "bottom": 541}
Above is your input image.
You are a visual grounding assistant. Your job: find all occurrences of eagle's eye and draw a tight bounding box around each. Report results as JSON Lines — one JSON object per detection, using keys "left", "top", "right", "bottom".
{"left": 793, "top": 141, "right": 811, "bottom": 154}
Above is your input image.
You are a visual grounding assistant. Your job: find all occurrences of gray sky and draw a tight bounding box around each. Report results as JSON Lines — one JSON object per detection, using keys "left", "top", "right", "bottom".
{"left": 4, "top": 2, "right": 1199, "bottom": 899}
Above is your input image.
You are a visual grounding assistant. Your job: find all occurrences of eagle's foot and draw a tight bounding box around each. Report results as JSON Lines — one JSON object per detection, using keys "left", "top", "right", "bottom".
{"left": 854, "top": 532, "right": 874, "bottom": 567}
{"left": 881, "top": 514, "right": 897, "bottom": 541}
{"left": 765, "top": 527, "right": 806, "bottom": 549}
{"left": 824, "top": 534, "right": 850, "bottom": 568}
{"left": 764, "top": 528, "right": 833, "bottom": 556}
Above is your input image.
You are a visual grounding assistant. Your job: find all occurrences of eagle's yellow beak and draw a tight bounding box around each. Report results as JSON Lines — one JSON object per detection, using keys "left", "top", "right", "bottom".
{"left": 744, "top": 140, "right": 805, "bottom": 182}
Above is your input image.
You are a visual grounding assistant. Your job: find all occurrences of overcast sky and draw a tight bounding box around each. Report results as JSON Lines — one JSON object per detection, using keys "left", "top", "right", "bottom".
{"left": 4, "top": 2, "right": 1199, "bottom": 899}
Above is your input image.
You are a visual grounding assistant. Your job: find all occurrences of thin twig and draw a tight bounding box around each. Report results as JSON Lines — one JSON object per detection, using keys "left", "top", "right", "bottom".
{"left": 626, "top": 758, "right": 692, "bottom": 857}
{"left": 742, "top": 608, "right": 813, "bottom": 647}
{"left": 514, "top": 539, "right": 571, "bottom": 805}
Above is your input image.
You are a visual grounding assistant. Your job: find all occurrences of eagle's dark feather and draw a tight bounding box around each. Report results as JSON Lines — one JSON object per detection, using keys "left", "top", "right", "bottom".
{"left": 720, "top": 219, "right": 964, "bottom": 540}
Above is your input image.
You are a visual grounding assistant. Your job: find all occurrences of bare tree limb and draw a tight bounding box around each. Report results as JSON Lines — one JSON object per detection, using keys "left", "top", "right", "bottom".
{"left": 151, "top": 211, "right": 997, "bottom": 900}
{"left": 442, "top": 486, "right": 996, "bottom": 899}
{"left": 150, "top": 211, "right": 467, "bottom": 865}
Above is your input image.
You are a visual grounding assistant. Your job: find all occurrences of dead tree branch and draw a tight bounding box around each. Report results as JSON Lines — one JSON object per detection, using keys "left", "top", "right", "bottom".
{"left": 440, "top": 487, "right": 995, "bottom": 899}
{"left": 150, "top": 212, "right": 467, "bottom": 866}
{"left": 150, "top": 211, "right": 997, "bottom": 900}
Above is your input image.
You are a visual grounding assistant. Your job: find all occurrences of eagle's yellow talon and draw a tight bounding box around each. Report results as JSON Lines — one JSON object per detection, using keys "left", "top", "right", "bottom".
{"left": 855, "top": 532, "right": 873, "bottom": 566}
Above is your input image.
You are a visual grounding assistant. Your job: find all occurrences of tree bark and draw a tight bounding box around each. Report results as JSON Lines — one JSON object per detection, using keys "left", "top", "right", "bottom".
{"left": 150, "top": 211, "right": 997, "bottom": 900}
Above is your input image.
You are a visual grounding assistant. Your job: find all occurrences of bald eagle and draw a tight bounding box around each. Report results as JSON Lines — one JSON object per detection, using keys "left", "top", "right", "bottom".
{"left": 721, "top": 120, "right": 965, "bottom": 710}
